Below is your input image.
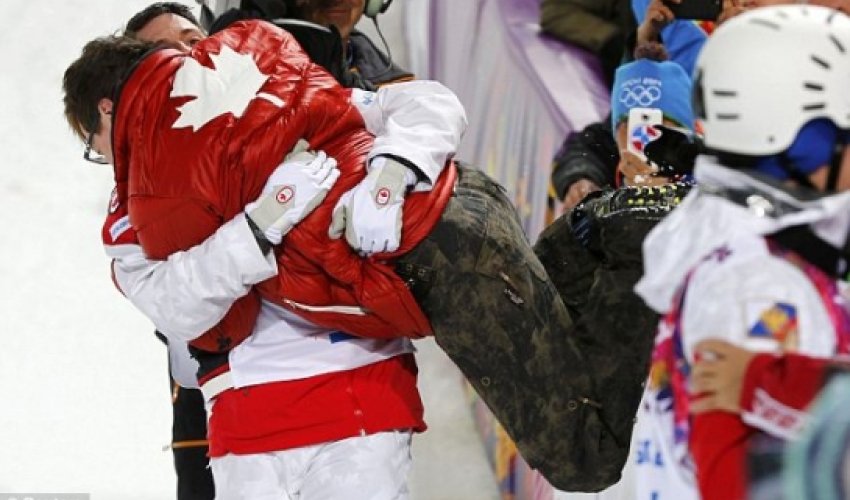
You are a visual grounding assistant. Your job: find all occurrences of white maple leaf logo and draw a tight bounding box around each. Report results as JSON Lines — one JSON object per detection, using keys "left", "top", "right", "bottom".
{"left": 170, "top": 46, "right": 282, "bottom": 131}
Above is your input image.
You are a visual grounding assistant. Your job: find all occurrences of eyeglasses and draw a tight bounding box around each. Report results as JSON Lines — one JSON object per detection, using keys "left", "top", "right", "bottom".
{"left": 83, "top": 128, "right": 109, "bottom": 165}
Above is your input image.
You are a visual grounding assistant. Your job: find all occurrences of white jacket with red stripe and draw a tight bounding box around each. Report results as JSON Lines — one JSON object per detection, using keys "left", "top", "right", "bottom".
{"left": 633, "top": 157, "right": 850, "bottom": 500}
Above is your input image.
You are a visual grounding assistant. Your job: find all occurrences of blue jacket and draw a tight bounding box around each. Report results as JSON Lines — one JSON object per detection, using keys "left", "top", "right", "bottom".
{"left": 631, "top": 0, "right": 709, "bottom": 76}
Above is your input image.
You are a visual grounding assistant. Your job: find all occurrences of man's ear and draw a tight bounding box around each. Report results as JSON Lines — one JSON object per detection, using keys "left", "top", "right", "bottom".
{"left": 97, "top": 98, "right": 113, "bottom": 117}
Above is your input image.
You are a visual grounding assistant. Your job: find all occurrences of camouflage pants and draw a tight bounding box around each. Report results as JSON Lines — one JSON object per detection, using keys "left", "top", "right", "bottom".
{"left": 397, "top": 167, "right": 614, "bottom": 491}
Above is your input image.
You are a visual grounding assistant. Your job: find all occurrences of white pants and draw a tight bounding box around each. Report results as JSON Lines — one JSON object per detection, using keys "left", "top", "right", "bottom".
{"left": 210, "top": 430, "right": 413, "bottom": 500}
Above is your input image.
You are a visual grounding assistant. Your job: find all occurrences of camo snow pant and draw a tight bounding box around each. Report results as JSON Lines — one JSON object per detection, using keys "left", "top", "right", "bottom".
{"left": 396, "top": 166, "right": 622, "bottom": 491}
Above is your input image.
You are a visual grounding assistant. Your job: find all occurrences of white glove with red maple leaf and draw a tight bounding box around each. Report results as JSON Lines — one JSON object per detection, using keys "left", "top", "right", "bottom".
{"left": 328, "top": 156, "right": 417, "bottom": 255}
{"left": 246, "top": 147, "right": 339, "bottom": 245}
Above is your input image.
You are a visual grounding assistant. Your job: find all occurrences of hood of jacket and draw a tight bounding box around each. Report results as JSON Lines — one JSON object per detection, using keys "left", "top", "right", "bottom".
{"left": 635, "top": 155, "right": 850, "bottom": 313}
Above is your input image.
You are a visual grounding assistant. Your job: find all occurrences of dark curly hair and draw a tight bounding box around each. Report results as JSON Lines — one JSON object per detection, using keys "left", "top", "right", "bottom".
{"left": 125, "top": 2, "right": 202, "bottom": 37}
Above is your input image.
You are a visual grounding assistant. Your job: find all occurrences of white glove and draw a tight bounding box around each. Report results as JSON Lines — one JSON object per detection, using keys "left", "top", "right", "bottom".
{"left": 328, "top": 156, "right": 417, "bottom": 255}
{"left": 246, "top": 146, "right": 340, "bottom": 245}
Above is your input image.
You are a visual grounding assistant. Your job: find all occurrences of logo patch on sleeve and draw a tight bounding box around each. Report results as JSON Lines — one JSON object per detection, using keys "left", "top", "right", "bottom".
{"left": 357, "top": 90, "right": 376, "bottom": 106}
{"left": 329, "top": 331, "right": 356, "bottom": 343}
{"left": 109, "top": 215, "right": 132, "bottom": 242}
{"left": 748, "top": 301, "right": 798, "bottom": 348}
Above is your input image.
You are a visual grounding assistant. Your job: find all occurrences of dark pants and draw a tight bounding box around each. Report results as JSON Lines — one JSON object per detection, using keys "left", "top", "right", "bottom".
{"left": 157, "top": 330, "right": 215, "bottom": 500}
{"left": 171, "top": 381, "right": 215, "bottom": 500}
{"left": 397, "top": 167, "right": 618, "bottom": 491}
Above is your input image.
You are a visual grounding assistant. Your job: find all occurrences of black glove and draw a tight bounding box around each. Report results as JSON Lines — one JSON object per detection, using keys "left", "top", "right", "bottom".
{"left": 569, "top": 189, "right": 608, "bottom": 253}
{"left": 644, "top": 125, "right": 702, "bottom": 178}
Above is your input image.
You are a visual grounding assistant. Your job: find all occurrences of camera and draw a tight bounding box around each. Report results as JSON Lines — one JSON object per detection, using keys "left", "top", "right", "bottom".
{"left": 662, "top": 0, "right": 722, "bottom": 20}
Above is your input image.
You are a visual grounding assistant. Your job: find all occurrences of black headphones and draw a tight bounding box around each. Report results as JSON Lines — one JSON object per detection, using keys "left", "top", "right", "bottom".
{"left": 364, "top": 0, "right": 393, "bottom": 18}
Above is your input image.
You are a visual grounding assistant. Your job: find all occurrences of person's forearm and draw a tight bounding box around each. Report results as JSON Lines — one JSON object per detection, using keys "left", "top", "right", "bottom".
{"left": 109, "top": 214, "right": 276, "bottom": 342}
{"left": 739, "top": 352, "right": 833, "bottom": 439}
{"left": 351, "top": 81, "right": 467, "bottom": 189}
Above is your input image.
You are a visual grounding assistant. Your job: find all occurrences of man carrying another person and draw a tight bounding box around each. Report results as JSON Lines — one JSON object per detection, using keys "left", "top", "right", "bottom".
{"left": 78, "top": 6, "right": 465, "bottom": 497}
{"left": 64, "top": 13, "right": 643, "bottom": 493}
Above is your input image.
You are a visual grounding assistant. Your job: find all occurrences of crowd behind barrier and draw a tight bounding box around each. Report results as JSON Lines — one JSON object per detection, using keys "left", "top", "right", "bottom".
{"left": 404, "top": 1, "right": 620, "bottom": 498}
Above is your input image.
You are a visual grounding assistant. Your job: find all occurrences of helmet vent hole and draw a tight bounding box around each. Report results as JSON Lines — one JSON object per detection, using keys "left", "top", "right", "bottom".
{"left": 716, "top": 114, "right": 740, "bottom": 120}
{"left": 768, "top": 136, "right": 776, "bottom": 143}
{"left": 811, "top": 55, "right": 831, "bottom": 70}
{"left": 803, "top": 103, "right": 827, "bottom": 111}
{"left": 804, "top": 82, "right": 825, "bottom": 91}
{"left": 712, "top": 90, "right": 737, "bottom": 97}
{"left": 830, "top": 35, "right": 846, "bottom": 54}
{"left": 749, "top": 18, "right": 781, "bottom": 30}
{"left": 828, "top": 11, "right": 839, "bottom": 24}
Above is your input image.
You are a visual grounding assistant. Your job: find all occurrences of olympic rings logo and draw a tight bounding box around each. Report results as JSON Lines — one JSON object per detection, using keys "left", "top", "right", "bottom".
{"left": 619, "top": 85, "right": 662, "bottom": 107}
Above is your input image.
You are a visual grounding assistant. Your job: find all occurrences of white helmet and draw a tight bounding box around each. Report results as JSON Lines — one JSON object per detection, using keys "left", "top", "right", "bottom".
{"left": 694, "top": 5, "right": 850, "bottom": 156}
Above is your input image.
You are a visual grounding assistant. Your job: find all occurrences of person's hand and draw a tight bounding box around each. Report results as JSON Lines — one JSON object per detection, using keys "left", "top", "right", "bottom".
{"left": 638, "top": 0, "right": 678, "bottom": 44}
{"left": 690, "top": 339, "right": 757, "bottom": 414}
{"left": 328, "top": 156, "right": 417, "bottom": 255}
{"left": 618, "top": 151, "right": 671, "bottom": 187}
{"left": 643, "top": 125, "right": 699, "bottom": 177}
{"left": 562, "top": 178, "right": 602, "bottom": 211}
{"left": 717, "top": 0, "right": 748, "bottom": 25}
{"left": 246, "top": 149, "right": 340, "bottom": 245}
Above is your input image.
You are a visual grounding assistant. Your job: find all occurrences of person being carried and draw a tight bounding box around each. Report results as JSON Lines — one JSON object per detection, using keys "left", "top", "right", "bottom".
{"left": 536, "top": 45, "right": 696, "bottom": 496}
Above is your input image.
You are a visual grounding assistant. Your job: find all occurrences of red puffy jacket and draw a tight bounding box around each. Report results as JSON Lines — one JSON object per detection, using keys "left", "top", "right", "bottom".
{"left": 110, "top": 21, "right": 455, "bottom": 351}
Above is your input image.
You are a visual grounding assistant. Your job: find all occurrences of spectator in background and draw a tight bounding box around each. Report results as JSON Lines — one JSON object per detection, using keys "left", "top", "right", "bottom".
{"left": 550, "top": 0, "right": 820, "bottom": 213}
{"left": 539, "top": 0, "right": 636, "bottom": 87}
{"left": 634, "top": 6, "right": 850, "bottom": 499}
{"left": 549, "top": 115, "right": 619, "bottom": 211}
{"left": 636, "top": 0, "right": 850, "bottom": 75}
{"left": 549, "top": 42, "right": 690, "bottom": 210}
{"left": 607, "top": 43, "right": 693, "bottom": 186}
{"left": 633, "top": 0, "right": 713, "bottom": 75}
{"left": 548, "top": 0, "right": 705, "bottom": 213}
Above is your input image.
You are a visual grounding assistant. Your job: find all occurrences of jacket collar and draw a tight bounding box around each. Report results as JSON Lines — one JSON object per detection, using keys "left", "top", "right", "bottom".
{"left": 635, "top": 155, "right": 850, "bottom": 313}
